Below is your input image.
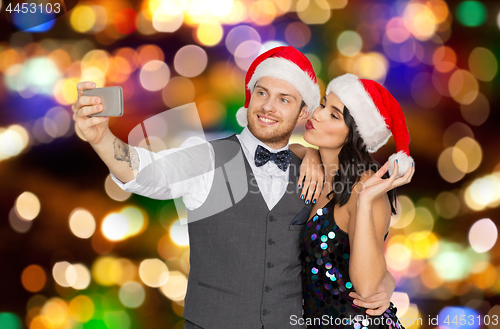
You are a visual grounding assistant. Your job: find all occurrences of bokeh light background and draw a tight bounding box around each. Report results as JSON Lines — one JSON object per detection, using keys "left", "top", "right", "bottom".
{"left": 1, "top": 0, "right": 500, "bottom": 328}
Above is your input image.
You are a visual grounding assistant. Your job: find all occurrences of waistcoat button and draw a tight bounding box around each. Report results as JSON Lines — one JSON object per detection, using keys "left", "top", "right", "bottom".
{"left": 269, "top": 215, "right": 275, "bottom": 222}
{"left": 267, "top": 262, "right": 273, "bottom": 268}
{"left": 265, "top": 286, "right": 271, "bottom": 292}
{"left": 267, "top": 239, "right": 275, "bottom": 245}
{"left": 263, "top": 309, "right": 269, "bottom": 316}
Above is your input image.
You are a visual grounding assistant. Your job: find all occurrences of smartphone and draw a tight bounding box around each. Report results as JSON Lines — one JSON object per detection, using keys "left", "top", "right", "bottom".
{"left": 83, "top": 86, "right": 124, "bottom": 117}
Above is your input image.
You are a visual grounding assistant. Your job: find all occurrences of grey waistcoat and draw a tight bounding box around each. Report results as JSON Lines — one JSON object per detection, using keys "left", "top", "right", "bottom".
{"left": 183, "top": 134, "right": 312, "bottom": 329}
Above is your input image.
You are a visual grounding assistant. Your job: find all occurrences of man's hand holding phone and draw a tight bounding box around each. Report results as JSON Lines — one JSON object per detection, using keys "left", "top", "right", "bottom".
{"left": 71, "top": 81, "right": 121, "bottom": 145}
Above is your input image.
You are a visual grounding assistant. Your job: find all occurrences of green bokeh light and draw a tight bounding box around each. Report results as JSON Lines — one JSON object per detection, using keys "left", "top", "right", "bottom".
{"left": 0, "top": 313, "right": 21, "bottom": 329}
{"left": 456, "top": 1, "right": 487, "bottom": 27}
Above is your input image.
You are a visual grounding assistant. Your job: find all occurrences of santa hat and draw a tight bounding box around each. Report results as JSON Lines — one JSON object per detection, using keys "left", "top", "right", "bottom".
{"left": 326, "top": 73, "right": 414, "bottom": 177}
{"left": 236, "top": 46, "right": 320, "bottom": 126}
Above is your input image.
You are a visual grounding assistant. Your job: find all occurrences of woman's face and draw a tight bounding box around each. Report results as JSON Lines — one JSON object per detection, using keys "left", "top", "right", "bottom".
{"left": 303, "top": 92, "right": 350, "bottom": 149}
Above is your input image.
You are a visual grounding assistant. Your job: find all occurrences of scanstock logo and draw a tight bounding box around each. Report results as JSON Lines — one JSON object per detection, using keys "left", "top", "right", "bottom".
{"left": 3, "top": 0, "right": 79, "bottom": 32}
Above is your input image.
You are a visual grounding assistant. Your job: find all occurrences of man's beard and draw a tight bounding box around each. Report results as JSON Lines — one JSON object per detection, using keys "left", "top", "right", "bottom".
{"left": 247, "top": 111, "right": 300, "bottom": 145}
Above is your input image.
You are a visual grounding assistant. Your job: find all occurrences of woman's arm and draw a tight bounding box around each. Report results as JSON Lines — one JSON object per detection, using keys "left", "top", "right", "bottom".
{"left": 348, "top": 160, "right": 414, "bottom": 298}
{"left": 347, "top": 184, "right": 390, "bottom": 298}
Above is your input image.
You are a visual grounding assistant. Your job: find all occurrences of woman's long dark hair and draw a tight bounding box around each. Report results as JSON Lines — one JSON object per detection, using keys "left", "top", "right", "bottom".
{"left": 326, "top": 105, "right": 397, "bottom": 215}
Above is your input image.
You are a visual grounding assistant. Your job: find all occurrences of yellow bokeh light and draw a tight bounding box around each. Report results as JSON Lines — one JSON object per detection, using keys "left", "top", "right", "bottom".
{"left": 454, "top": 137, "right": 482, "bottom": 173}
{"left": 71, "top": 264, "right": 92, "bottom": 290}
{"left": 139, "top": 259, "right": 169, "bottom": 287}
{"left": 391, "top": 195, "right": 415, "bottom": 229}
{"left": 160, "top": 270, "right": 188, "bottom": 301}
{"left": 386, "top": 242, "right": 412, "bottom": 271}
{"left": 249, "top": 0, "right": 276, "bottom": 26}
{"left": 70, "top": 5, "right": 96, "bottom": 33}
{"left": 196, "top": 21, "right": 223, "bottom": 46}
{"left": 81, "top": 50, "right": 110, "bottom": 75}
{"left": 412, "top": 232, "right": 439, "bottom": 259}
{"left": 297, "top": 0, "right": 330, "bottom": 25}
{"left": 153, "top": 3, "right": 184, "bottom": 33}
{"left": 448, "top": 69, "right": 479, "bottom": 105}
{"left": 403, "top": 206, "right": 434, "bottom": 241}
{"left": 41, "top": 298, "right": 69, "bottom": 327}
{"left": 352, "top": 52, "right": 388, "bottom": 82}
{"left": 69, "top": 208, "right": 96, "bottom": 239}
{"left": 15, "top": 191, "right": 40, "bottom": 221}
{"left": 69, "top": 295, "right": 94, "bottom": 323}
{"left": 53, "top": 78, "right": 79, "bottom": 105}
{"left": 101, "top": 213, "right": 129, "bottom": 241}
{"left": 438, "top": 147, "right": 466, "bottom": 183}
{"left": 403, "top": 3, "right": 437, "bottom": 41}
{"left": 92, "top": 256, "right": 123, "bottom": 286}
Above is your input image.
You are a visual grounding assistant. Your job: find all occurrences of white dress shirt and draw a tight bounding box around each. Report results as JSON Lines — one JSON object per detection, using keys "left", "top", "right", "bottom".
{"left": 110, "top": 127, "right": 290, "bottom": 211}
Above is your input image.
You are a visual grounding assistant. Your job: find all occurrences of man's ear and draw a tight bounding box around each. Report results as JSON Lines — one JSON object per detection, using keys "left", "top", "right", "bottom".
{"left": 297, "top": 106, "right": 309, "bottom": 123}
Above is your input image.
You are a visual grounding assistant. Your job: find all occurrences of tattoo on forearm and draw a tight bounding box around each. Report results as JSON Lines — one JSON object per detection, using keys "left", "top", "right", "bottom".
{"left": 113, "top": 138, "right": 139, "bottom": 172}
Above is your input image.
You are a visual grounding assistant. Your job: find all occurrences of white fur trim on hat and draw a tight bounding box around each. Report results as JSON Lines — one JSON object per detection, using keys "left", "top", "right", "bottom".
{"left": 326, "top": 73, "right": 391, "bottom": 153}
{"left": 388, "top": 150, "right": 414, "bottom": 178}
{"left": 247, "top": 57, "right": 320, "bottom": 113}
{"left": 236, "top": 107, "right": 248, "bottom": 126}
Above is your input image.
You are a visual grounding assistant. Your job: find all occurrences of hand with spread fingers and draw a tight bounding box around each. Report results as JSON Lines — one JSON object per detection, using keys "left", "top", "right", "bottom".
{"left": 298, "top": 147, "right": 325, "bottom": 205}
{"left": 72, "top": 81, "right": 110, "bottom": 145}
{"left": 358, "top": 159, "right": 415, "bottom": 204}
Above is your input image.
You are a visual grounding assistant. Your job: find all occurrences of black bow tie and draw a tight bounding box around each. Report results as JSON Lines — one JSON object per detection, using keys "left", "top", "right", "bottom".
{"left": 254, "top": 145, "right": 292, "bottom": 172}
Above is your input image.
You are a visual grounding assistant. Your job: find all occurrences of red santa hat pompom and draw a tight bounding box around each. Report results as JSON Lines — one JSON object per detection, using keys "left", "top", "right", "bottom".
{"left": 236, "top": 46, "right": 320, "bottom": 126}
{"left": 326, "top": 73, "right": 414, "bottom": 178}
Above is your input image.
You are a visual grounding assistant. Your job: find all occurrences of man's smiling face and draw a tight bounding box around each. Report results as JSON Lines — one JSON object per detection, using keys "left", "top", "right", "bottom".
{"left": 246, "top": 76, "right": 308, "bottom": 149}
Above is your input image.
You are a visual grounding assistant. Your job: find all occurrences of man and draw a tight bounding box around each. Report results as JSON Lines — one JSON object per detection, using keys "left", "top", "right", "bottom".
{"left": 72, "top": 46, "right": 395, "bottom": 329}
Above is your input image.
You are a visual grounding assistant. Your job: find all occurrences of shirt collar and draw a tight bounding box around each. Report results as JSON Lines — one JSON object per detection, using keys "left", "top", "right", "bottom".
{"left": 238, "top": 126, "right": 289, "bottom": 157}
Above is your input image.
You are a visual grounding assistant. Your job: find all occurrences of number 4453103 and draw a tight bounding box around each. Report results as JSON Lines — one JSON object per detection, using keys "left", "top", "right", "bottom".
{"left": 443, "top": 315, "right": 498, "bottom": 326}
{"left": 5, "top": 2, "right": 61, "bottom": 14}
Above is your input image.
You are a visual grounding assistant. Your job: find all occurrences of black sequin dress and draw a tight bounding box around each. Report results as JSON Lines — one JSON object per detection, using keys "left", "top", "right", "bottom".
{"left": 300, "top": 201, "right": 405, "bottom": 329}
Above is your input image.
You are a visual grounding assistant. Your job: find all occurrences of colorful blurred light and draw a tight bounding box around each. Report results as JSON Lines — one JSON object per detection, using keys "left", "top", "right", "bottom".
{"left": 469, "top": 218, "right": 498, "bottom": 253}
{"left": 15, "top": 192, "right": 40, "bottom": 221}
{"left": 174, "top": 45, "right": 208, "bottom": 78}
{"left": 70, "top": 5, "right": 96, "bottom": 33}
{"left": 468, "top": 47, "right": 498, "bottom": 82}
{"left": 140, "top": 60, "right": 170, "bottom": 92}
{"left": 21, "top": 265, "right": 46, "bottom": 293}
{"left": 69, "top": 295, "right": 94, "bottom": 323}
{"left": 69, "top": 208, "right": 96, "bottom": 239}
{"left": 119, "top": 282, "right": 146, "bottom": 308}
{"left": 0, "top": 313, "right": 21, "bottom": 329}
{"left": 403, "top": 3, "right": 437, "bottom": 41}
{"left": 139, "top": 259, "right": 169, "bottom": 287}
{"left": 459, "top": 92, "right": 490, "bottom": 126}
{"left": 456, "top": 1, "right": 487, "bottom": 27}
{"left": 195, "top": 21, "right": 223, "bottom": 46}
{"left": 159, "top": 270, "right": 188, "bottom": 301}
{"left": 337, "top": 31, "right": 363, "bottom": 57}
{"left": 297, "top": 0, "right": 331, "bottom": 25}
{"left": 152, "top": 3, "right": 183, "bottom": 33}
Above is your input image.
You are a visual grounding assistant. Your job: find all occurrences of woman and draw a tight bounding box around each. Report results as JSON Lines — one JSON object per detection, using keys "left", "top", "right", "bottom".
{"left": 292, "top": 73, "right": 414, "bottom": 328}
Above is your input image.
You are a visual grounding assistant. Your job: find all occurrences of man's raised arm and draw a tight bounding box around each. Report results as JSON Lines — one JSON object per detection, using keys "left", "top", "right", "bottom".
{"left": 71, "top": 81, "right": 138, "bottom": 184}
